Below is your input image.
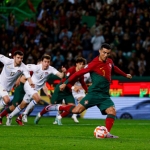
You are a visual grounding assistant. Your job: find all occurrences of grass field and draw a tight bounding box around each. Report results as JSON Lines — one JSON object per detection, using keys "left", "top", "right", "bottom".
{"left": 0, "top": 117, "right": 150, "bottom": 150}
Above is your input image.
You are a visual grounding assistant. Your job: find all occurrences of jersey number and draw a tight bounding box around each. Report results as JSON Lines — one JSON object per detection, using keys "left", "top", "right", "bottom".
{"left": 100, "top": 68, "right": 105, "bottom": 76}
{"left": 10, "top": 72, "right": 15, "bottom": 76}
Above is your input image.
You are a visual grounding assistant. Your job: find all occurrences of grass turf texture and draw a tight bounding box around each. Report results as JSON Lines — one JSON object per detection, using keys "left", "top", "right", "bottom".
{"left": 0, "top": 117, "right": 150, "bottom": 150}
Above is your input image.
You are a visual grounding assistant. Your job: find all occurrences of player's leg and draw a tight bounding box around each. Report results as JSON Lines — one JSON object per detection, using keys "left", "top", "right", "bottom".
{"left": 71, "top": 95, "right": 84, "bottom": 123}
{"left": 6, "top": 100, "right": 29, "bottom": 126}
{"left": 98, "top": 97, "right": 118, "bottom": 138}
{"left": 34, "top": 104, "right": 60, "bottom": 124}
{"left": 34, "top": 84, "right": 64, "bottom": 125}
{"left": 21, "top": 82, "right": 40, "bottom": 122}
{"left": 0, "top": 94, "right": 10, "bottom": 112}
{"left": 0, "top": 82, "right": 25, "bottom": 125}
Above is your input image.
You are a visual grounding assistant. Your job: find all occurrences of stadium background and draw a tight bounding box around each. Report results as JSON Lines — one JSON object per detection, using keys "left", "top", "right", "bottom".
{"left": 1, "top": 0, "right": 150, "bottom": 119}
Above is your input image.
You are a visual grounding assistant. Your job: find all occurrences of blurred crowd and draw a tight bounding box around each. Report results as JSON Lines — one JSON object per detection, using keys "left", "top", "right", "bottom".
{"left": 1, "top": 0, "right": 150, "bottom": 76}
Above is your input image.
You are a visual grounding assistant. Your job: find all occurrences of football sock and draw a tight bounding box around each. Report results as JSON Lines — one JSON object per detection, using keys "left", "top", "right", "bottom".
{"left": 0, "top": 109, "right": 8, "bottom": 118}
{"left": 40, "top": 105, "right": 59, "bottom": 116}
{"left": 0, "top": 100, "right": 6, "bottom": 111}
{"left": 23, "top": 100, "right": 37, "bottom": 115}
{"left": 105, "top": 114, "right": 116, "bottom": 132}
{"left": 59, "top": 105, "right": 75, "bottom": 112}
{"left": 60, "top": 111, "right": 70, "bottom": 118}
{"left": 72, "top": 114, "right": 77, "bottom": 118}
{"left": 9, "top": 106, "right": 21, "bottom": 118}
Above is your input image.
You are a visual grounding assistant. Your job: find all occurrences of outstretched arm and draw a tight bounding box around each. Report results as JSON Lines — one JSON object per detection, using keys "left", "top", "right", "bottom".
{"left": 114, "top": 66, "right": 132, "bottom": 79}
{"left": 59, "top": 66, "right": 91, "bottom": 91}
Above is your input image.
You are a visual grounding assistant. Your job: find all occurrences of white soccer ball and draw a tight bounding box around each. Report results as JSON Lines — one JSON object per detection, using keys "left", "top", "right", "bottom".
{"left": 94, "top": 126, "right": 108, "bottom": 139}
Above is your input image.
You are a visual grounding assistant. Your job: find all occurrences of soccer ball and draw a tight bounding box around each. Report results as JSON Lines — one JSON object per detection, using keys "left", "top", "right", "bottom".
{"left": 94, "top": 126, "right": 108, "bottom": 139}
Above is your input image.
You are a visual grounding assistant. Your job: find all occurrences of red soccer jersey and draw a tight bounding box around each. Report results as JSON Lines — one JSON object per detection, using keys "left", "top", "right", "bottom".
{"left": 66, "top": 56, "right": 127, "bottom": 83}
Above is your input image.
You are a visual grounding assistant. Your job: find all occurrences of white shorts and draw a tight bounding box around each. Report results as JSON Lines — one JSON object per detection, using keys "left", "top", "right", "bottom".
{"left": 23, "top": 81, "right": 38, "bottom": 103}
{"left": 0, "top": 84, "right": 9, "bottom": 97}
{"left": 72, "top": 89, "right": 85, "bottom": 100}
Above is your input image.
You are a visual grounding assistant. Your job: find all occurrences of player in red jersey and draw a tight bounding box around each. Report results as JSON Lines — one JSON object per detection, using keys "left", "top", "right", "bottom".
{"left": 57, "top": 43, "right": 132, "bottom": 138}
{"left": 34, "top": 57, "right": 87, "bottom": 125}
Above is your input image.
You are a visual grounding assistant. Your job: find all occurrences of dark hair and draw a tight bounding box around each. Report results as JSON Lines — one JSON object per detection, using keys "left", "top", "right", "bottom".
{"left": 41, "top": 54, "right": 51, "bottom": 61}
{"left": 75, "top": 57, "right": 86, "bottom": 65}
{"left": 14, "top": 51, "right": 24, "bottom": 56}
{"left": 100, "top": 43, "right": 111, "bottom": 50}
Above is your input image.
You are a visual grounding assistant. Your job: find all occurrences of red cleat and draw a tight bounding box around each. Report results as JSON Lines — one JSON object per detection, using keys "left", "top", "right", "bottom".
{"left": 16, "top": 118, "right": 24, "bottom": 126}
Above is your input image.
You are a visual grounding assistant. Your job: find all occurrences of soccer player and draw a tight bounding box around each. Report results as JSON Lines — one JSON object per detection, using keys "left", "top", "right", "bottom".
{"left": 71, "top": 72, "right": 91, "bottom": 123}
{"left": 0, "top": 51, "right": 34, "bottom": 112}
{"left": 58, "top": 43, "right": 132, "bottom": 138}
{"left": 34, "top": 57, "right": 88, "bottom": 125}
{"left": 6, "top": 54, "right": 65, "bottom": 126}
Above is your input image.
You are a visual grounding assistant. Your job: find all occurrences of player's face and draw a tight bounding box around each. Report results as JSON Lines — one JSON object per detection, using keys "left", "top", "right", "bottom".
{"left": 42, "top": 58, "right": 50, "bottom": 70}
{"left": 99, "top": 48, "right": 111, "bottom": 62}
{"left": 14, "top": 54, "right": 23, "bottom": 66}
{"left": 76, "top": 62, "right": 85, "bottom": 71}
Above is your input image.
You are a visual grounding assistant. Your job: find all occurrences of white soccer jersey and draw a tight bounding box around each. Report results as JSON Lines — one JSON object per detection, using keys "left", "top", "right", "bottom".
{"left": 72, "top": 73, "right": 91, "bottom": 99}
{"left": 26, "top": 64, "right": 58, "bottom": 91}
{"left": 0, "top": 55, "right": 30, "bottom": 91}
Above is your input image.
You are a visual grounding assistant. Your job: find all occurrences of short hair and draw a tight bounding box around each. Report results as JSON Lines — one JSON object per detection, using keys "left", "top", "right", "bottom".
{"left": 100, "top": 43, "right": 111, "bottom": 50}
{"left": 75, "top": 57, "right": 86, "bottom": 65}
{"left": 14, "top": 51, "right": 24, "bottom": 56}
{"left": 41, "top": 54, "right": 51, "bottom": 61}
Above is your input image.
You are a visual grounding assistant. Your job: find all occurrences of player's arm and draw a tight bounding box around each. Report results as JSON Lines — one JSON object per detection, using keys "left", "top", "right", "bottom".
{"left": 0, "top": 54, "right": 11, "bottom": 64}
{"left": 79, "top": 78, "right": 88, "bottom": 93}
{"left": 42, "top": 83, "right": 51, "bottom": 98}
{"left": 55, "top": 66, "right": 66, "bottom": 79}
{"left": 60, "top": 66, "right": 92, "bottom": 91}
{"left": 14, "top": 75, "right": 22, "bottom": 88}
{"left": 22, "top": 64, "right": 35, "bottom": 88}
{"left": 113, "top": 66, "right": 132, "bottom": 79}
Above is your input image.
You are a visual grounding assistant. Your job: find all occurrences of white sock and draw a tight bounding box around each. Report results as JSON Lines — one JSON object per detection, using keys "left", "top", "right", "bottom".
{"left": 9, "top": 106, "right": 21, "bottom": 118}
{"left": 0, "top": 99, "right": 6, "bottom": 111}
{"left": 72, "top": 114, "right": 77, "bottom": 118}
{"left": 23, "top": 100, "right": 37, "bottom": 115}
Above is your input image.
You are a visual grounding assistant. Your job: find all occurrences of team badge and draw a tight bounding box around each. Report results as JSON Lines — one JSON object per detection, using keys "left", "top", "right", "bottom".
{"left": 66, "top": 72, "right": 70, "bottom": 77}
{"left": 109, "top": 63, "right": 112, "bottom": 68}
{"left": 45, "top": 72, "right": 48, "bottom": 75}
{"left": 84, "top": 100, "right": 89, "bottom": 105}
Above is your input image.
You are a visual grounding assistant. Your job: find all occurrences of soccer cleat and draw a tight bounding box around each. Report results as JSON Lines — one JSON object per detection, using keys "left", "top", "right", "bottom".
{"left": 22, "top": 114, "right": 28, "bottom": 122}
{"left": 0, "top": 117, "right": 2, "bottom": 125}
{"left": 53, "top": 118, "right": 58, "bottom": 124}
{"left": 6, "top": 116, "right": 12, "bottom": 126}
{"left": 105, "top": 133, "right": 119, "bottom": 138}
{"left": 16, "top": 118, "right": 24, "bottom": 126}
{"left": 56, "top": 116, "right": 62, "bottom": 125}
{"left": 34, "top": 112, "right": 41, "bottom": 124}
{"left": 71, "top": 114, "right": 79, "bottom": 123}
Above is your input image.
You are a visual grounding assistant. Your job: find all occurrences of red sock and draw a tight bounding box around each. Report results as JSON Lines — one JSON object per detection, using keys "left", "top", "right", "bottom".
{"left": 59, "top": 105, "right": 74, "bottom": 112}
{"left": 105, "top": 117, "right": 115, "bottom": 132}
{"left": 40, "top": 106, "right": 49, "bottom": 116}
{"left": 60, "top": 111, "right": 70, "bottom": 118}
{"left": 0, "top": 109, "right": 8, "bottom": 118}
{"left": 18, "top": 114, "right": 22, "bottom": 120}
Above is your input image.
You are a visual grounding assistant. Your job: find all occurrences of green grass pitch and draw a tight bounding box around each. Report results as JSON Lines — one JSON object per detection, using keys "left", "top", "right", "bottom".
{"left": 0, "top": 117, "right": 150, "bottom": 150}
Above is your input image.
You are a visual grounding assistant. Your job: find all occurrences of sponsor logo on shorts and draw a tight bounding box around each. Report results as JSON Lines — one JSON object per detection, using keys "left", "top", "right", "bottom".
{"left": 84, "top": 100, "right": 89, "bottom": 105}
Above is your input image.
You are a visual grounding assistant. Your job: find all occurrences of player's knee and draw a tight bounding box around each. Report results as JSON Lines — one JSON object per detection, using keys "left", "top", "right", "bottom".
{"left": 105, "top": 107, "right": 116, "bottom": 115}
{"left": 3, "top": 96, "right": 10, "bottom": 104}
